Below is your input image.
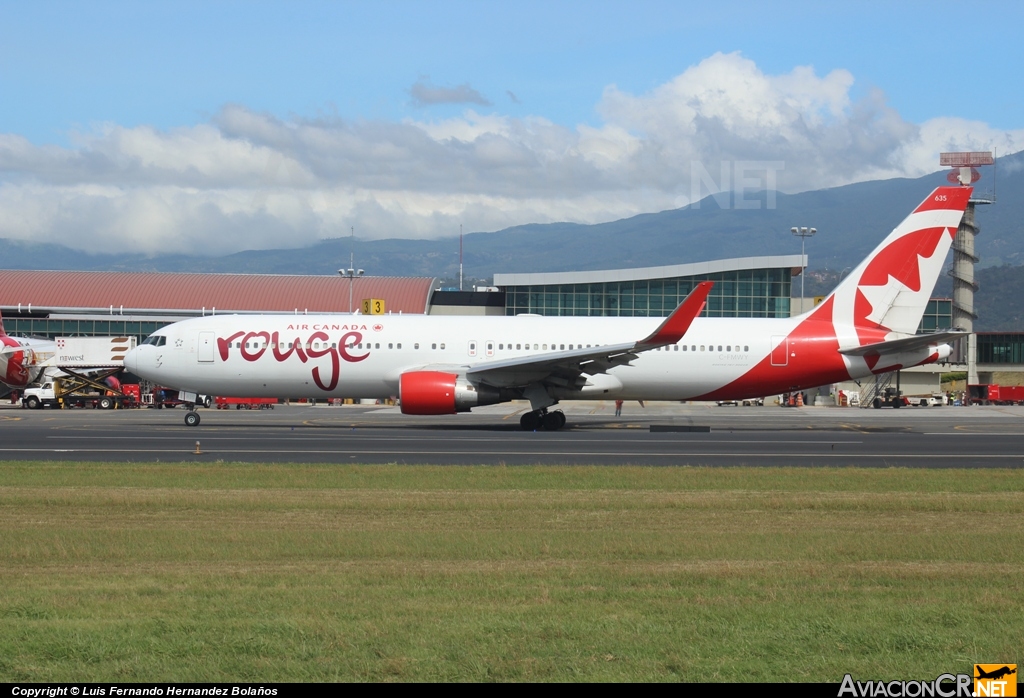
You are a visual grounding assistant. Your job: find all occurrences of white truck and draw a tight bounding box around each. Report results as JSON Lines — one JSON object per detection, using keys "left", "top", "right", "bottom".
{"left": 21, "top": 376, "right": 133, "bottom": 410}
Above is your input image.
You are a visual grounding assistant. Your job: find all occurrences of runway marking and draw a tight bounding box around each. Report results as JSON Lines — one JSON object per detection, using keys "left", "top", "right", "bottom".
{"left": 42, "top": 435, "right": 865, "bottom": 445}
{"left": 502, "top": 406, "right": 529, "bottom": 420}
{"left": 924, "top": 432, "right": 1024, "bottom": 436}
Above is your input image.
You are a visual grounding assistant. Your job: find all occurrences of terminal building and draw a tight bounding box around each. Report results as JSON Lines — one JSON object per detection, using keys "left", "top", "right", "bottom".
{"left": 494, "top": 255, "right": 800, "bottom": 319}
{"left": 0, "top": 271, "right": 436, "bottom": 340}
{"left": 0, "top": 256, "right": 804, "bottom": 336}
{"left": 3, "top": 261, "right": 1021, "bottom": 401}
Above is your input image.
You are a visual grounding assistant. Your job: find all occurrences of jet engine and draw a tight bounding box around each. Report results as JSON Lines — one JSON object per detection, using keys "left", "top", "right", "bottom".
{"left": 399, "top": 371, "right": 502, "bottom": 415}
{"left": 0, "top": 340, "right": 34, "bottom": 389}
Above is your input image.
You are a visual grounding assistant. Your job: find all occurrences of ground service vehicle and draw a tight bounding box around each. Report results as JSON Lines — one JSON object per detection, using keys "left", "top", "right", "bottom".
{"left": 152, "top": 387, "right": 213, "bottom": 408}
{"left": 872, "top": 387, "right": 909, "bottom": 409}
{"left": 969, "top": 384, "right": 1024, "bottom": 405}
{"left": 215, "top": 396, "right": 276, "bottom": 410}
{"left": 22, "top": 371, "right": 138, "bottom": 409}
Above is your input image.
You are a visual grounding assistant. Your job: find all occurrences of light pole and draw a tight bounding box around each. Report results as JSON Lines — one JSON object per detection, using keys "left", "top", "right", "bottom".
{"left": 791, "top": 226, "right": 816, "bottom": 306}
{"left": 339, "top": 267, "right": 364, "bottom": 313}
{"left": 340, "top": 225, "right": 365, "bottom": 313}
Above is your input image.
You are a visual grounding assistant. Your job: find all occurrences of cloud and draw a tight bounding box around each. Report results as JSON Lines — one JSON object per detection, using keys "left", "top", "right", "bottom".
{"left": 506, "top": 90, "right": 521, "bottom": 104}
{"left": 409, "top": 78, "right": 492, "bottom": 107}
{"left": 1, "top": 52, "right": 1022, "bottom": 256}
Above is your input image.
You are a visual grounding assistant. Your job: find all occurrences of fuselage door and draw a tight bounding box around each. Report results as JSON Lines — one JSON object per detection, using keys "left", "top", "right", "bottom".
{"left": 198, "top": 331, "right": 215, "bottom": 363}
{"left": 770, "top": 336, "right": 788, "bottom": 367}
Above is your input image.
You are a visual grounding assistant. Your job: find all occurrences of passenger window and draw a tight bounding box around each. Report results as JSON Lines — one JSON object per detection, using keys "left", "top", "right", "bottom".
{"left": 388, "top": 343, "right": 393, "bottom": 349}
{"left": 397, "top": 343, "right": 402, "bottom": 349}
{"left": 744, "top": 345, "right": 749, "bottom": 352}
{"left": 560, "top": 344, "right": 564, "bottom": 350}
{"left": 414, "top": 343, "right": 419, "bottom": 349}
{"left": 727, "top": 346, "right": 731, "bottom": 351}
{"left": 440, "top": 343, "right": 445, "bottom": 350}
{"left": 700, "top": 345, "right": 705, "bottom": 351}
{"left": 432, "top": 343, "right": 437, "bottom": 349}
{"left": 516, "top": 344, "right": 521, "bottom": 350}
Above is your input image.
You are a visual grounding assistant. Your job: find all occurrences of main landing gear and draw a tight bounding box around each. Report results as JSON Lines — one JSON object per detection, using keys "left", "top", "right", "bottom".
{"left": 520, "top": 409, "right": 566, "bottom": 431}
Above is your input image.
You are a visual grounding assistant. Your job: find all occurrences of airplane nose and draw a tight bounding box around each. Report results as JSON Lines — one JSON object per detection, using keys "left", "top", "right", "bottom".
{"left": 123, "top": 346, "right": 139, "bottom": 374}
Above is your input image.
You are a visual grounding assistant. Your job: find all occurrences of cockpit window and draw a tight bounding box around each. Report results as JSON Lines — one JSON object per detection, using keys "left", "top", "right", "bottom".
{"left": 142, "top": 335, "right": 167, "bottom": 347}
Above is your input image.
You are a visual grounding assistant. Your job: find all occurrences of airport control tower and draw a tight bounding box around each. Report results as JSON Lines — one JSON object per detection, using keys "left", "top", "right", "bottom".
{"left": 941, "top": 151, "right": 995, "bottom": 385}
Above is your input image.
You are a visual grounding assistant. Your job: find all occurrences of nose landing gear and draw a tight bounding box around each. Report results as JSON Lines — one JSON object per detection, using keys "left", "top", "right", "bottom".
{"left": 520, "top": 409, "right": 566, "bottom": 431}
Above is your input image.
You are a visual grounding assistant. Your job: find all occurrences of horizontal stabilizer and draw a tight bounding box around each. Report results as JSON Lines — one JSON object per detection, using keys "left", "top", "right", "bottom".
{"left": 839, "top": 329, "right": 967, "bottom": 357}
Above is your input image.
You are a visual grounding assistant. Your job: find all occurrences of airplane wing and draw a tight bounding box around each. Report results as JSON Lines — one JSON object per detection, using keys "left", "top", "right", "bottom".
{"left": 464, "top": 281, "right": 713, "bottom": 389}
{"left": 839, "top": 329, "right": 967, "bottom": 358}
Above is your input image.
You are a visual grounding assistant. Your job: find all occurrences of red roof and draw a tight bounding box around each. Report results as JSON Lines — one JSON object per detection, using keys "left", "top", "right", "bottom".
{"left": 0, "top": 271, "right": 435, "bottom": 315}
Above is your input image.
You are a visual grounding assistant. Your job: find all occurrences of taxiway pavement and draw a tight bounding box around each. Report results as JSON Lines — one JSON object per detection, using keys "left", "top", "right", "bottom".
{"left": 2, "top": 400, "right": 1023, "bottom": 467}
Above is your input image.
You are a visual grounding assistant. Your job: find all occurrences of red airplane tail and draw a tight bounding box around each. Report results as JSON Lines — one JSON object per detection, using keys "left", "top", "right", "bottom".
{"left": 0, "top": 313, "right": 34, "bottom": 388}
{"left": 809, "top": 186, "right": 973, "bottom": 346}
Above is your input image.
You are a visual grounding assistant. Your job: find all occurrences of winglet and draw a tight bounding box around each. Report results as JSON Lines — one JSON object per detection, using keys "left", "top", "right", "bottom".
{"left": 635, "top": 281, "right": 713, "bottom": 349}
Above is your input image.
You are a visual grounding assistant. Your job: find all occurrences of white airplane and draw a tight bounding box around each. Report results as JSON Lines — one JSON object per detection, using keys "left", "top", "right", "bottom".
{"left": 125, "top": 185, "right": 973, "bottom": 429}
{"left": 0, "top": 317, "right": 53, "bottom": 390}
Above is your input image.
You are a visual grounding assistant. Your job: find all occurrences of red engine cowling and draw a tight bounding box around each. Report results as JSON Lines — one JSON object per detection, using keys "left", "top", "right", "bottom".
{"left": 399, "top": 371, "right": 504, "bottom": 415}
{"left": 400, "top": 371, "right": 458, "bottom": 415}
{"left": 0, "top": 336, "right": 33, "bottom": 388}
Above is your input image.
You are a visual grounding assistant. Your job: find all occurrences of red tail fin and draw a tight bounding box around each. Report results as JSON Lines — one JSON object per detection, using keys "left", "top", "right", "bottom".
{"left": 819, "top": 186, "right": 972, "bottom": 342}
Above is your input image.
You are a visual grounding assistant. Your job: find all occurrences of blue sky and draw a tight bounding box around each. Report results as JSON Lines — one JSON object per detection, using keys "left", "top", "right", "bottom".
{"left": 5, "top": 1, "right": 1022, "bottom": 142}
{"left": 1, "top": 1, "right": 1022, "bottom": 254}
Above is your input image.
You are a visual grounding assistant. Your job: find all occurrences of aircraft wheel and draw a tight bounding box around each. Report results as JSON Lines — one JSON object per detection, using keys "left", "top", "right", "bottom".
{"left": 542, "top": 411, "right": 565, "bottom": 431}
{"left": 520, "top": 411, "right": 542, "bottom": 431}
{"left": 184, "top": 411, "right": 201, "bottom": 427}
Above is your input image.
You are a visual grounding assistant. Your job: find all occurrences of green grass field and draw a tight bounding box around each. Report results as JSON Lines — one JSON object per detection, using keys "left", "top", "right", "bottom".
{"left": 1, "top": 462, "right": 1021, "bottom": 681}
